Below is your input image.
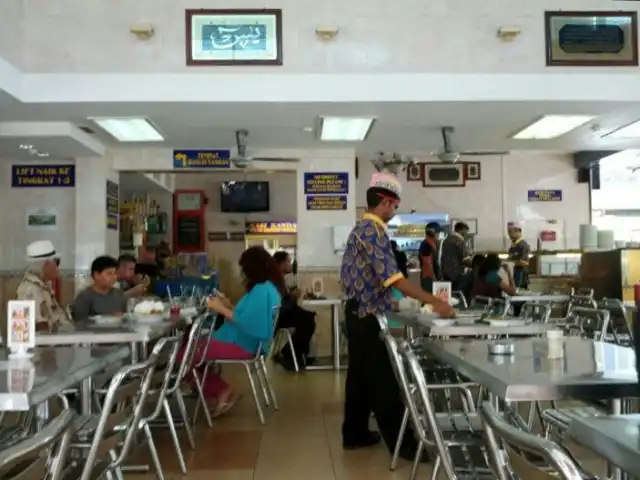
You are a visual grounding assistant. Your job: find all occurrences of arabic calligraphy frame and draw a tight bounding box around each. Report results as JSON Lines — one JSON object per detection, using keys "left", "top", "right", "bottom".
{"left": 186, "top": 9, "right": 283, "bottom": 66}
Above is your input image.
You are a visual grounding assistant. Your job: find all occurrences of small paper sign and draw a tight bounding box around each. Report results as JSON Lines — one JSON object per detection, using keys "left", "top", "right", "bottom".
{"left": 432, "top": 282, "right": 452, "bottom": 305}
{"left": 7, "top": 300, "right": 36, "bottom": 357}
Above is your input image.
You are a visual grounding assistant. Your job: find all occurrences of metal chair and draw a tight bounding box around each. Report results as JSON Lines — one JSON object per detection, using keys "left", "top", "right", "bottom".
{"left": 480, "top": 402, "right": 594, "bottom": 480}
{"left": 196, "top": 307, "right": 280, "bottom": 425}
{"left": 65, "top": 354, "right": 158, "bottom": 480}
{"left": 452, "top": 290, "right": 468, "bottom": 309}
{"left": 519, "top": 302, "right": 552, "bottom": 324}
{"left": 137, "top": 336, "right": 182, "bottom": 480}
{"left": 0, "top": 409, "right": 75, "bottom": 480}
{"left": 469, "top": 296, "right": 493, "bottom": 312}
{"left": 562, "top": 307, "right": 611, "bottom": 343}
{"left": 598, "top": 298, "right": 633, "bottom": 346}
{"left": 272, "top": 327, "right": 300, "bottom": 372}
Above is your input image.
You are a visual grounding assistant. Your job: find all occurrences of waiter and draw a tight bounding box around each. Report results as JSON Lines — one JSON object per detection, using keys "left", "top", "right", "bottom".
{"left": 340, "top": 172, "right": 454, "bottom": 459}
{"left": 507, "top": 222, "right": 531, "bottom": 289}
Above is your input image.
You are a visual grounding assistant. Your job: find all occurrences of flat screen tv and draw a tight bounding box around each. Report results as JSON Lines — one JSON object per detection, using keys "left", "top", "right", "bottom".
{"left": 220, "top": 181, "right": 270, "bottom": 213}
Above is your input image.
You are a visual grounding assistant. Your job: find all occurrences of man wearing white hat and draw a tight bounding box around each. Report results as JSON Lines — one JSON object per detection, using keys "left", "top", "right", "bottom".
{"left": 16, "top": 240, "right": 72, "bottom": 332}
{"left": 507, "top": 222, "right": 531, "bottom": 289}
{"left": 340, "top": 172, "right": 454, "bottom": 460}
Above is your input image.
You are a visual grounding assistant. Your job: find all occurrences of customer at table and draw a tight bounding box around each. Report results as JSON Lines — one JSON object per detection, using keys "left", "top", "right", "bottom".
{"left": 418, "top": 222, "right": 441, "bottom": 292}
{"left": 471, "top": 253, "right": 517, "bottom": 298}
{"left": 72, "top": 255, "right": 128, "bottom": 321}
{"left": 16, "top": 240, "right": 73, "bottom": 332}
{"left": 440, "top": 222, "right": 473, "bottom": 291}
{"left": 272, "top": 250, "right": 317, "bottom": 370}
{"left": 390, "top": 240, "right": 408, "bottom": 278}
{"left": 116, "top": 254, "right": 149, "bottom": 297}
{"left": 507, "top": 222, "right": 531, "bottom": 289}
{"left": 340, "top": 172, "right": 454, "bottom": 459}
{"left": 198, "top": 246, "right": 284, "bottom": 416}
{"left": 461, "top": 253, "right": 486, "bottom": 301}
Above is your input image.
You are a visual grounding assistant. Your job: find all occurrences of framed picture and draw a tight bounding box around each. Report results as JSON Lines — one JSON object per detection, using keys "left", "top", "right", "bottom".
{"left": 185, "top": 9, "right": 283, "bottom": 66}
{"left": 406, "top": 163, "right": 423, "bottom": 182}
{"left": 545, "top": 11, "right": 638, "bottom": 66}
{"left": 422, "top": 163, "right": 466, "bottom": 188}
{"left": 464, "top": 162, "right": 481, "bottom": 181}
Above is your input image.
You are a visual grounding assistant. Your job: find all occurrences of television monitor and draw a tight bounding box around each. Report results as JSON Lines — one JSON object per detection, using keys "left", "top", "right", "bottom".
{"left": 220, "top": 181, "right": 270, "bottom": 213}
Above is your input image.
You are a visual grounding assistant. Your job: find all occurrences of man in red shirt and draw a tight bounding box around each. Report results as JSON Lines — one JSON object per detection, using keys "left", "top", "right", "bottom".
{"left": 418, "top": 222, "right": 441, "bottom": 292}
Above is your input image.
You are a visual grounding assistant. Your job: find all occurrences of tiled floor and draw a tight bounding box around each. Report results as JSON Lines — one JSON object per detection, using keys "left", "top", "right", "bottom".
{"left": 130, "top": 363, "right": 607, "bottom": 480}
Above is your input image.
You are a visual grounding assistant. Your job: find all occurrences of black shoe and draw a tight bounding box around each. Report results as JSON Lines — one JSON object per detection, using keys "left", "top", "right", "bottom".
{"left": 304, "top": 356, "right": 316, "bottom": 366}
{"left": 343, "top": 431, "right": 381, "bottom": 450}
{"left": 274, "top": 353, "right": 297, "bottom": 372}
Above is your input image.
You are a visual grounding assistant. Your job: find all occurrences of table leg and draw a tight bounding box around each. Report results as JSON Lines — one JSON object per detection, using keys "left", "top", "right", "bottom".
{"left": 130, "top": 342, "right": 138, "bottom": 364}
{"left": 332, "top": 304, "right": 341, "bottom": 371}
{"left": 80, "top": 377, "right": 93, "bottom": 415}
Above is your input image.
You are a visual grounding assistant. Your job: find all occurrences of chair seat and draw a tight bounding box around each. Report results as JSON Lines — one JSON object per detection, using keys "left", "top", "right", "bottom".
{"left": 542, "top": 405, "right": 605, "bottom": 431}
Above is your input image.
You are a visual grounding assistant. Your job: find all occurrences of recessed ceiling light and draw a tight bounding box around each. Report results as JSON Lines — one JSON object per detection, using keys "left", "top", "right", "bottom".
{"left": 19, "top": 144, "right": 33, "bottom": 150}
{"left": 606, "top": 120, "right": 640, "bottom": 139}
{"left": 319, "top": 116, "right": 376, "bottom": 141}
{"left": 89, "top": 117, "right": 164, "bottom": 142}
{"left": 512, "top": 115, "right": 595, "bottom": 140}
{"left": 303, "top": 126, "right": 313, "bottom": 133}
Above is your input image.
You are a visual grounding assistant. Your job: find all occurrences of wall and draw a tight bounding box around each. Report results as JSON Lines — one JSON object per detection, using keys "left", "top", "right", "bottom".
{"left": 16, "top": 0, "right": 636, "bottom": 73}
{"left": 356, "top": 152, "right": 589, "bottom": 250}
{"left": 0, "top": 0, "right": 23, "bottom": 68}
{"left": 0, "top": 158, "right": 76, "bottom": 269}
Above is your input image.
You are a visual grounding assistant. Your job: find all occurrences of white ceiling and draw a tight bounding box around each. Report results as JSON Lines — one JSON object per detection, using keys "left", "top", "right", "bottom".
{"left": 2, "top": 96, "right": 640, "bottom": 159}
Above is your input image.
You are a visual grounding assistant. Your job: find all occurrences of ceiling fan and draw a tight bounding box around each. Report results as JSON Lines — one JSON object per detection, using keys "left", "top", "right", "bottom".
{"left": 431, "top": 126, "right": 509, "bottom": 163}
{"left": 371, "top": 152, "right": 416, "bottom": 174}
{"left": 231, "top": 129, "right": 300, "bottom": 168}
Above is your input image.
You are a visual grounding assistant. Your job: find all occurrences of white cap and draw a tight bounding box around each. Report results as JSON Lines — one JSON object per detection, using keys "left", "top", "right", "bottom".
{"left": 26, "top": 240, "right": 56, "bottom": 260}
{"left": 507, "top": 221, "right": 523, "bottom": 230}
{"left": 369, "top": 172, "right": 402, "bottom": 198}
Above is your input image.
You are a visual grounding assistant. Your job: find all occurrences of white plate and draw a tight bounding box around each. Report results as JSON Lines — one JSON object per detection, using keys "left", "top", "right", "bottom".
{"left": 131, "top": 314, "right": 165, "bottom": 324}
{"left": 89, "top": 315, "right": 123, "bottom": 326}
{"left": 430, "top": 319, "right": 455, "bottom": 327}
{"left": 487, "top": 319, "right": 528, "bottom": 327}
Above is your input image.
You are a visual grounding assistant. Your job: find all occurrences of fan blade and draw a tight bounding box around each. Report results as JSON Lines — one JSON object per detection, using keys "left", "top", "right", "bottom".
{"left": 460, "top": 151, "right": 509, "bottom": 156}
{"left": 251, "top": 157, "right": 300, "bottom": 163}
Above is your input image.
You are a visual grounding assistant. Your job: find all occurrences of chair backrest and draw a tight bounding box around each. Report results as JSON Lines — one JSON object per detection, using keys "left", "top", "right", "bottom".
{"left": 519, "top": 302, "right": 552, "bottom": 323}
{"left": 480, "top": 402, "right": 585, "bottom": 480}
{"left": 80, "top": 356, "right": 158, "bottom": 480}
{"left": 255, "top": 306, "right": 281, "bottom": 358}
{"left": 396, "top": 338, "right": 460, "bottom": 479}
{"left": 563, "top": 307, "right": 611, "bottom": 342}
{"left": 169, "top": 314, "right": 206, "bottom": 392}
{"left": 141, "top": 335, "right": 182, "bottom": 422}
{"left": 470, "top": 295, "right": 493, "bottom": 311}
{"left": 452, "top": 290, "right": 468, "bottom": 309}
{"left": 0, "top": 409, "right": 75, "bottom": 480}
{"left": 598, "top": 298, "right": 633, "bottom": 341}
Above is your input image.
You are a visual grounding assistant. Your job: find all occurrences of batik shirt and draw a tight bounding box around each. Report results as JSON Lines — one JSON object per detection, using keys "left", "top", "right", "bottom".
{"left": 16, "top": 273, "right": 73, "bottom": 331}
{"left": 340, "top": 213, "right": 404, "bottom": 317}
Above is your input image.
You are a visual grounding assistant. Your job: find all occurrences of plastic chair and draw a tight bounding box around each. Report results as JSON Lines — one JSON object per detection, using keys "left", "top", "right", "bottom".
{"left": 0, "top": 409, "right": 75, "bottom": 480}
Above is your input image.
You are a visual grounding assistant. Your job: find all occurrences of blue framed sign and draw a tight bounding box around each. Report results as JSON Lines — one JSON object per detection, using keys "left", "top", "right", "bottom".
{"left": 303, "top": 172, "right": 349, "bottom": 194}
{"left": 306, "top": 194, "right": 348, "bottom": 211}
{"left": 11, "top": 165, "right": 75, "bottom": 187}
{"left": 173, "top": 150, "right": 231, "bottom": 169}
{"left": 527, "top": 189, "right": 562, "bottom": 202}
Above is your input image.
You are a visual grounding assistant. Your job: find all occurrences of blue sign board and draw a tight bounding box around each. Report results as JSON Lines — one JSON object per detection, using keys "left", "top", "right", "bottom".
{"left": 304, "top": 172, "right": 349, "bottom": 194}
{"left": 527, "top": 189, "right": 562, "bottom": 202}
{"left": 306, "top": 194, "right": 348, "bottom": 211}
{"left": 11, "top": 164, "right": 75, "bottom": 187}
{"left": 173, "top": 150, "right": 231, "bottom": 169}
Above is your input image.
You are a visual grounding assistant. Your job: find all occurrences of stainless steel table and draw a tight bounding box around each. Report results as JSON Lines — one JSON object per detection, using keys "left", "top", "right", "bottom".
{"left": 420, "top": 337, "right": 637, "bottom": 402}
{"left": 302, "top": 298, "right": 345, "bottom": 371}
{"left": 567, "top": 415, "right": 640, "bottom": 478}
{"left": 508, "top": 294, "right": 570, "bottom": 303}
{"left": 0, "top": 346, "right": 129, "bottom": 412}
{"left": 388, "top": 312, "right": 553, "bottom": 338}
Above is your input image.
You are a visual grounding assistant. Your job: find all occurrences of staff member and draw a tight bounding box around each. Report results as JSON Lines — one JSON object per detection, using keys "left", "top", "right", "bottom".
{"left": 340, "top": 172, "right": 454, "bottom": 459}
{"left": 507, "top": 222, "right": 531, "bottom": 289}
{"left": 440, "top": 222, "right": 472, "bottom": 291}
{"left": 418, "top": 222, "right": 440, "bottom": 292}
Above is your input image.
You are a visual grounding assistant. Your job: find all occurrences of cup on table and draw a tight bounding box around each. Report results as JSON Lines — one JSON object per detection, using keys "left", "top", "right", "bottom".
{"left": 546, "top": 329, "right": 564, "bottom": 359}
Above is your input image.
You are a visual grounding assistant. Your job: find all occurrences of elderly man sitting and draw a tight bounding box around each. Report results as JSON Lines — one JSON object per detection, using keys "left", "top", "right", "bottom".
{"left": 16, "top": 240, "right": 73, "bottom": 332}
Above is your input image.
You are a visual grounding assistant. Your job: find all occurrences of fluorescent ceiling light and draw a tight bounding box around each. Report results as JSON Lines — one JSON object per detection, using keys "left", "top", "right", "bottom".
{"left": 512, "top": 115, "right": 595, "bottom": 140}
{"left": 90, "top": 117, "right": 164, "bottom": 142}
{"left": 320, "top": 117, "right": 376, "bottom": 141}
{"left": 606, "top": 120, "right": 640, "bottom": 138}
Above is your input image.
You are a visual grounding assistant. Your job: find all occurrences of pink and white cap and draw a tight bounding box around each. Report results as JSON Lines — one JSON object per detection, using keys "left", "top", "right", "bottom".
{"left": 507, "top": 221, "right": 523, "bottom": 230}
{"left": 369, "top": 172, "right": 402, "bottom": 199}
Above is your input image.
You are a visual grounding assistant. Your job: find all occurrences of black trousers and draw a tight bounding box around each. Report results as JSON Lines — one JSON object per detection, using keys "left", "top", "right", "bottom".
{"left": 342, "top": 301, "right": 416, "bottom": 452}
{"left": 277, "top": 305, "right": 316, "bottom": 361}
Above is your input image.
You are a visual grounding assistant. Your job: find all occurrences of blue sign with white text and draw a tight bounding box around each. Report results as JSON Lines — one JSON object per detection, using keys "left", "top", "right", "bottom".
{"left": 306, "top": 194, "right": 348, "bottom": 211}
{"left": 11, "top": 164, "right": 75, "bottom": 187}
{"left": 173, "top": 150, "right": 231, "bottom": 169}
{"left": 303, "top": 172, "right": 349, "bottom": 194}
{"left": 527, "top": 189, "right": 562, "bottom": 202}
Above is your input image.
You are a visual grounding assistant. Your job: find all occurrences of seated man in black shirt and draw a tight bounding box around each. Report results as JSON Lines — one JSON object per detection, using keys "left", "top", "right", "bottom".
{"left": 273, "top": 251, "right": 317, "bottom": 370}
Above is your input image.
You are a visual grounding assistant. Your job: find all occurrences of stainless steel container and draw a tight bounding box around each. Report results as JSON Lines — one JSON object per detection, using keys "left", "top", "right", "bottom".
{"left": 488, "top": 341, "right": 515, "bottom": 356}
